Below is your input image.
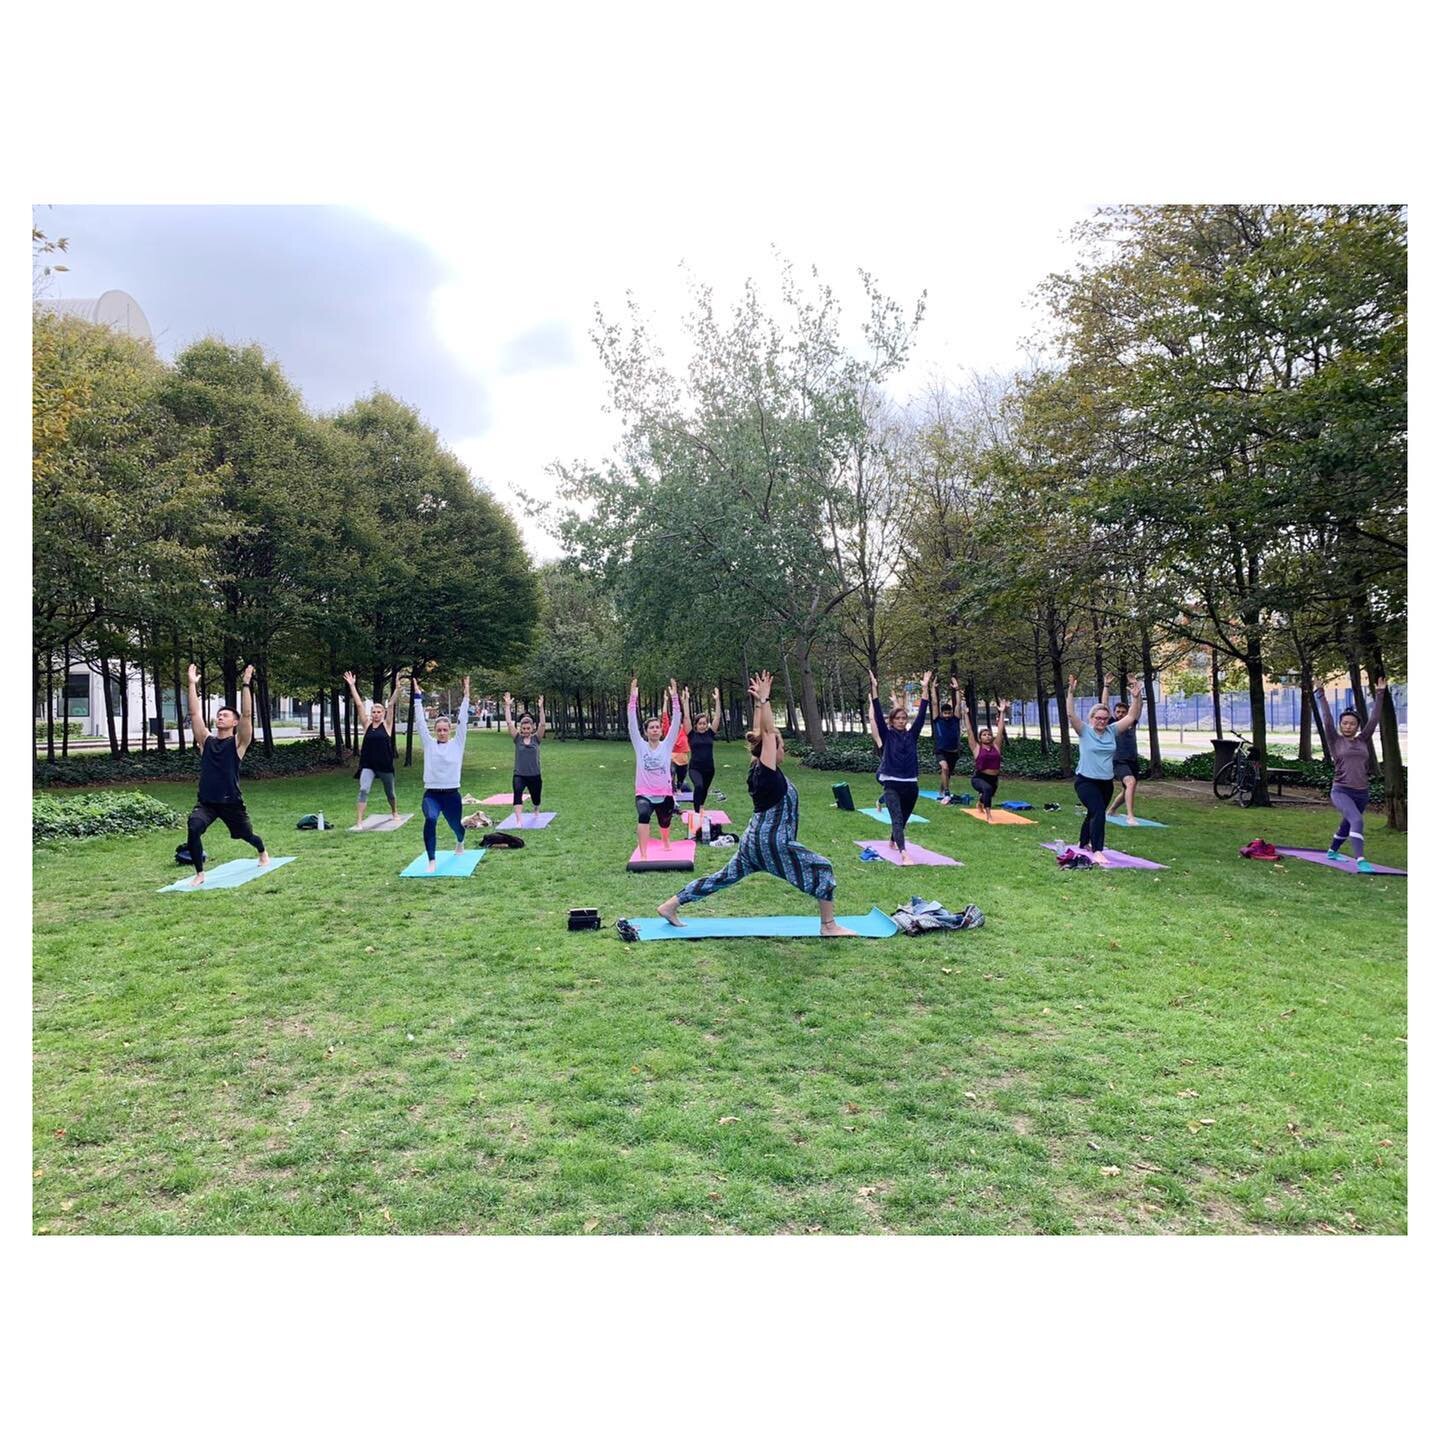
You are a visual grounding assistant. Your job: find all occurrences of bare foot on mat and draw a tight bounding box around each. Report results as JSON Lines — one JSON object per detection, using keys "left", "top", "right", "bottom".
{"left": 656, "top": 898, "right": 686, "bottom": 927}
{"left": 820, "top": 922, "right": 857, "bottom": 937}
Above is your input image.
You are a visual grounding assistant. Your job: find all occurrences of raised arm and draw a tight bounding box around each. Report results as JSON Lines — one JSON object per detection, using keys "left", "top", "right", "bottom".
{"left": 750, "top": 670, "right": 779, "bottom": 770}
{"left": 343, "top": 669, "right": 367, "bottom": 717}
{"left": 1065, "top": 674, "right": 1084, "bottom": 734}
{"left": 995, "top": 700, "right": 1009, "bottom": 749}
{"left": 660, "top": 680, "right": 683, "bottom": 758}
{"left": 186, "top": 663, "right": 210, "bottom": 748}
{"left": 412, "top": 678, "right": 432, "bottom": 747}
{"left": 536, "top": 693, "right": 547, "bottom": 740}
{"left": 236, "top": 664, "right": 255, "bottom": 756}
{"left": 626, "top": 675, "right": 643, "bottom": 748}
{"left": 960, "top": 695, "right": 979, "bottom": 752}
{"left": 681, "top": 687, "right": 693, "bottom": 737}
{"left": 1113, "top": 679, "right": 1144, "bottom": 733}
{"left": 1312, "top": 686, "right": 1338, "bottom": 744}
{"left": 385, "top": 673, "right": 403, "bottom": 734}
{"left": 1100, "top": 672, "right": 1113, "bottom": 711}
{"left": 1361, "top": 676, "right": 1387, "bottom": 740}
{"left": 455, "top": 677, "right": 471, "bottom": 746}
{"left": 503, "top": 691, "right": 517, "bottom": 738}
{"left": 710, "top": 686, "right": 722, "bottom": 732}
{"left": 909, "top": 671, "right": 933, "bottom": 735}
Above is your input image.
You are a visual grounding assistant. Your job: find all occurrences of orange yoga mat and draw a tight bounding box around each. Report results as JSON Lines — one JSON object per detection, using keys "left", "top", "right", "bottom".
{"left": 954, "top": 806, "right": 1036, "bottom": 825}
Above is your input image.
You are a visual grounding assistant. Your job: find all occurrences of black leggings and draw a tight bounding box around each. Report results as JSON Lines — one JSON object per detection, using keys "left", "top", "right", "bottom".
{"left": 1074, "top": 776, "right": 1115, "bottom": 853}
{"left": 973, "top": 772, "right": 1000, "bottom": 809}
{"left": 882, "top": 780, "right": 920, "bottom": 851}
{"left": 187, "top": 801, "right": 264, "bottom": 874}
{"left": 512, "top": 772, "right": 542, "bottom": 807}
{"left": 689, "top": 761, "right": 715, "bottom": 811}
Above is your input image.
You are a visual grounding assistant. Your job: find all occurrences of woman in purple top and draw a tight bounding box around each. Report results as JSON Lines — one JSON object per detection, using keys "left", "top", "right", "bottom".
{"left": 960, "top": 693, "right": 1009, "bottom": 819}
{"left": 628, "top": 675, "right": 683, "bottom": 861}
{"left": 1314, "top": 676, "right": 1387, "bottom": 873}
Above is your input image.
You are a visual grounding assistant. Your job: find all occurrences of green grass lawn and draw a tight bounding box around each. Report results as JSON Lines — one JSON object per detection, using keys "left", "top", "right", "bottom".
{"left": 32, "top": 734, "right": 1407, "bottom": 1234}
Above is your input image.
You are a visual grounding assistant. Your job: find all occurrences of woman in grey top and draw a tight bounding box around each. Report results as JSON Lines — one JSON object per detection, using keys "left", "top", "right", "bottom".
{"left": 1314, "top": 676, "right": 1387, "bottom": 872}
{"left": 504, "top": 691, "right": 546, "bottom": 826}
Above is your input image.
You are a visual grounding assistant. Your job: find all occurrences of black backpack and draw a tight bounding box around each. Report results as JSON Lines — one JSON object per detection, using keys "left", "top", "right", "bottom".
{"left": 175, "top": 842, "right": 205, "bottom": 866}
{"left": 832, "top": 781, "right": 855, "bottom": 811}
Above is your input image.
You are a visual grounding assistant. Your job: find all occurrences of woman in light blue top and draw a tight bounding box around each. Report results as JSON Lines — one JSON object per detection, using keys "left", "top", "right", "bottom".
{"left": 1065, "top": 674, "right": 1143, "bottom": 862}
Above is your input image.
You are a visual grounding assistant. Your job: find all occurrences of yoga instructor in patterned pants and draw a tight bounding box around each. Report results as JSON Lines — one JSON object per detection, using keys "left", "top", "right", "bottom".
{"left": 656, "top": 670, "right": 855, "bottom": 937}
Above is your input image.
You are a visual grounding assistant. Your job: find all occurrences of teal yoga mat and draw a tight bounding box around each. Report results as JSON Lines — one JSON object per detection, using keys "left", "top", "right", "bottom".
{"left": 158, "top": 856, "right": 296, "bottom": 892}
{"left": 1107, "top": 816, "right": 1168, "bottom": 828}
{"left": 400, "top": 849, "right": 488, "bottom": 878}
{"left": 627, "top": 905, "right": 899, "bottom": 941}
{"left": 919, "top": 789, "right": 944, "bottom": 801}
{"left": 859, "top": 807, "right": 929, "bottom": 825}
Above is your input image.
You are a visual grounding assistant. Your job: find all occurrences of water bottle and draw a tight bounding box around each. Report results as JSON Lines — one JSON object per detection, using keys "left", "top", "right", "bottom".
{"left": 317, "top": 812, "right": 326, "bottom": 831}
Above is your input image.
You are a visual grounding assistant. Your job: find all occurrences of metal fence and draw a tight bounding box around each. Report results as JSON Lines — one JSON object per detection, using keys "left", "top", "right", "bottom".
{"left": 990, "top": 684, "right": 1407, "bottom": 737}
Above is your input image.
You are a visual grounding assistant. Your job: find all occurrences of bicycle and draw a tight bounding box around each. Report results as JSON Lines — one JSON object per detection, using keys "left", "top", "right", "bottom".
{"left": 1212, "top": 730, "right": 1259, "bottom": 807}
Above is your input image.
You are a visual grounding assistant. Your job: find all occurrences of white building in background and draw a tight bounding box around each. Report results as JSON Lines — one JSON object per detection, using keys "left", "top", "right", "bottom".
{"left": 43, "top": 289, "right": 153, "bottom": 341}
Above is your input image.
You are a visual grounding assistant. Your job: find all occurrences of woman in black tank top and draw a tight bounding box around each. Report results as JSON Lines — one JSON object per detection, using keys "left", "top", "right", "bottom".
{"left": 685, "top": 686, "right": 722, "bottom": 817}
{"left": 345, "top": 671, "right": 403, "bottom": 828}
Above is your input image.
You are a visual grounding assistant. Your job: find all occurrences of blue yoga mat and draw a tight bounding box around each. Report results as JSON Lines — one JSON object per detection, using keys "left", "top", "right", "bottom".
{"left": 400, "top": 849, "right": 488, "bottom": 878}
{"left": 1108, "top": 816, "right": 1168, "bottom": 828}
{"left": 919, "top": 789, "right": 943, "bottom": 801}
{"left": 158, "top": 856, "right": 296, "bottom": 892}
{"left": 859, "top": 807, "right": 929, "bottom": 825}
{"left": 626, "top": 905, "right": 899, "bottom": 941}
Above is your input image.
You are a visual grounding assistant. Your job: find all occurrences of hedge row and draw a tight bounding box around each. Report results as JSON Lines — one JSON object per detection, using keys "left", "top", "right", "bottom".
{"left": 33, "top": 790, "right": 182, "bottom": 842}
{"left": 33, "top": 737, "right": 351, "bottom": 789}
{"left": 34, "top": 721, "right": 85, "bottom": 741}
{"left": 791, "top": 733, "right": 1390, "bottom": 801}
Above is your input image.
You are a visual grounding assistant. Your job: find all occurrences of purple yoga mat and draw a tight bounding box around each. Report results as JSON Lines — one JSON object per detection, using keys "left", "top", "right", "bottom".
{"left": 854, "top": 839, "right": 962, "bottom": 867}
{"left": 1041, "top": 841, "right": 1168, "bottom": 871}
{"left": 1274, "top": 847, "right": 1407, "bottom": 877}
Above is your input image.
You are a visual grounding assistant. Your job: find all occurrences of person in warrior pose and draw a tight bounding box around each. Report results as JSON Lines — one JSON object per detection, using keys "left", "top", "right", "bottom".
{"left": 412, "top": 675, "right": 471, "bottom": 872}
{"left": 504, "top": 690, "right": 547, "bottom": 826}
{"left": 960, "top": 690, "right": 1009, "bottom": 820}
{"left": 868, "top": 667, "right": 932, "bottom": 863}
{"left": 686, "top": 686, "right": 722, "bottom": 817}
{"left": 1065, "top": 674, "right": 1144, "bottom": 863}
{"left": 1314, "top": 675, "right": 1387, "bottom": 873}
{"left": 661, "top": 699, "right": 691, "bottom": 793}
{"left": 184, "top": 662, "right": 269, "bottom": 886}
{"left": 629, "top": 676, "right": 683, "bottom": 860}
{"left": 344, "top": 669, "right": 403, "bottom": 829}
{"left": 930, "top": 676, "right": 963, "bottom": 803}
{"left": 656, "top": 671, "right": 855, "bottom": 936}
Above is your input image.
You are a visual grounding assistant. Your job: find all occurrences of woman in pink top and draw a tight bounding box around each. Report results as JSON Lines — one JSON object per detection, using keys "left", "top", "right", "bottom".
{"left": 628, "top": 675, "right": 683, "bottom": 860}
{"left": 961, "top": 694, "right": 1008, "bottom": 820}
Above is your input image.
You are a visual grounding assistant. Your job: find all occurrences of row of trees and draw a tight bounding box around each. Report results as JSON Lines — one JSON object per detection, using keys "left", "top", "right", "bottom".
{"left": 33, "top": 312, "right": 537, "bottom": 764}
{"left": 533, "top": 207, "right": 1406, "bottom": 825}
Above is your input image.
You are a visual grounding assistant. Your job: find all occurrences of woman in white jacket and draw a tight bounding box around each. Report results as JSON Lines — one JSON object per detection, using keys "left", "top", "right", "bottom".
{"left": 412, "top": 675, "right": 471, "bottom": 872}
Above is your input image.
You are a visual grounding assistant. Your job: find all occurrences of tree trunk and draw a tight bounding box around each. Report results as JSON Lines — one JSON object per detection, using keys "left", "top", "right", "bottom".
{"left": 404, "top": 686, "right": 416, "bottom": 765}
{"left": 44, "top": 649, "right": 56, "bottom": 763}
{"left": 1369, "top": 665, "right": 1406, "bottom": 831}
{"left": 1139, "top": 629, "right": 1161, "bottom": 775}
{"left": 1048, "top": 648, "right": 1072, "bottom": 776}
{"left": 119, "top": 655, "right": 131, "bottom": 753}
{"left": 318, "top": 690, "right": 325, "bottom": 743}
{"left": 797, "top": 641, "right": 826, "bottom": 751}
{"left": 1033, "top": 643, "right": 1050, "bottom": 754}
{"left": 1091, "top": 606, "right": 1105, "bottom": 697}
{"left": 172, "top": 641, "right": 186, "bottom": 751}
{"left": 61, "top": 640, "right": 72, "bottom": 759}
{"left": 1211, "top": 645, "right": 1223, "bottom": 738}
{"left": 1243, "top": 625, "right": 1271, "bottom": 805}
{"left": 1297, "top": 655, "right": 1313, "bottom": 762}
{"left": 139, "top": 646, "right": 149, "bottom": 753}
{"left": 99, "top": 650, "right": 120, "bottom": 757}
{"left": 778, "top": 646, "right": 800, "bottom": 738}
{"left": 1309, "top": 686, "right": 1333, "bottom": 764}
{"left": 258, "top": 666, "right": 275, "bottom": 756}
{"left": 331, "top": 688, "right": 344, "bottom": 761}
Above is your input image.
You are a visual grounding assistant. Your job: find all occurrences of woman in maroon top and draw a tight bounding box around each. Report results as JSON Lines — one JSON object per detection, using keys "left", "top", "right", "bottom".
{"left": 961, "top": 695, "right": 1008, "bottom": 819}
{"left": 1314, "top": 676, "right": 1387, "bottom": 872}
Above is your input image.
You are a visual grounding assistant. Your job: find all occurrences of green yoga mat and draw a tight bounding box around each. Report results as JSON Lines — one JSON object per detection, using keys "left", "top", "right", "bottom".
{"left": 627, "top": 905, "right": 899, "bottom": 940}
{"left": 859, "top": 807, "right": 929, "bottom": 825}
{"left": 158, "top": 857, "right": 296, "bottom": 892}
{"left": 400, "top": 849, "right": 488, "bottom": 878}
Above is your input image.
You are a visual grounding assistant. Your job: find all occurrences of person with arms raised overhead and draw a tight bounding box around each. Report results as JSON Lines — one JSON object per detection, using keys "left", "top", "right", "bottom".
{"left": 412, "top": 674, "right": 472, "bottom": 873}
{"left": 504, "top": 690, "right": 546, "bottom": 827}
{"left": 344, "top": 668, "right": 404, "bottom": 829}
{"left": 1314, "top": 675, "right": 1388, "bottom": 873}
{"left": 657, "top": 671, "right": 854, "bottom": 936}
{"left": 183, "top": 662, "right": 270, "bottom": 887}
{"left": 628, "top": 676, "right": 683, "bottom": 861}
{"left": 869, "top": 667, "right": 933, "bottom": 863}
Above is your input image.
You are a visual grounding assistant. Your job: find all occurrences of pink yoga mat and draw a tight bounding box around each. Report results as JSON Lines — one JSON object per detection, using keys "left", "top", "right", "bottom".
{"left": 1274, "top": 847, "right": 1407, "bottom": 877}
{"left": 683, "top": 810, "right": 732, "bottom": 829}
{"left": 628, "top": 840, "right": 696, "bottom": 864}
{"left": 478, "top": 793, "right": 514, "bottom": 806}
{"left": 854, "top": 839, "right": 962, "bottom": 867}
{"left": 1041, "top": 841, "right": 1168, "bottom": 870}
{"left": 498, "top": 812, "right": 556, "bottom": 830}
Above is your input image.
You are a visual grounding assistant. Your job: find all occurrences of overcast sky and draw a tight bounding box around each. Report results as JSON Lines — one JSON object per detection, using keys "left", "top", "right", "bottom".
{"left": 38, "top": 200, "right": 1090, "bottom": 558}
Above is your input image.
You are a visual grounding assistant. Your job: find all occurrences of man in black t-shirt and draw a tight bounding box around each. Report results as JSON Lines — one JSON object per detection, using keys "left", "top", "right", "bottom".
{"left": 184, "top": 662, "right": 269, "bottom": 886}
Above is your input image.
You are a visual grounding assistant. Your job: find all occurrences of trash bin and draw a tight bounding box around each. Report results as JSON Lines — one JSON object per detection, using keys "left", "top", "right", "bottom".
{"left": 1210, "top": 737, "right": 1240, "bottom": 770}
